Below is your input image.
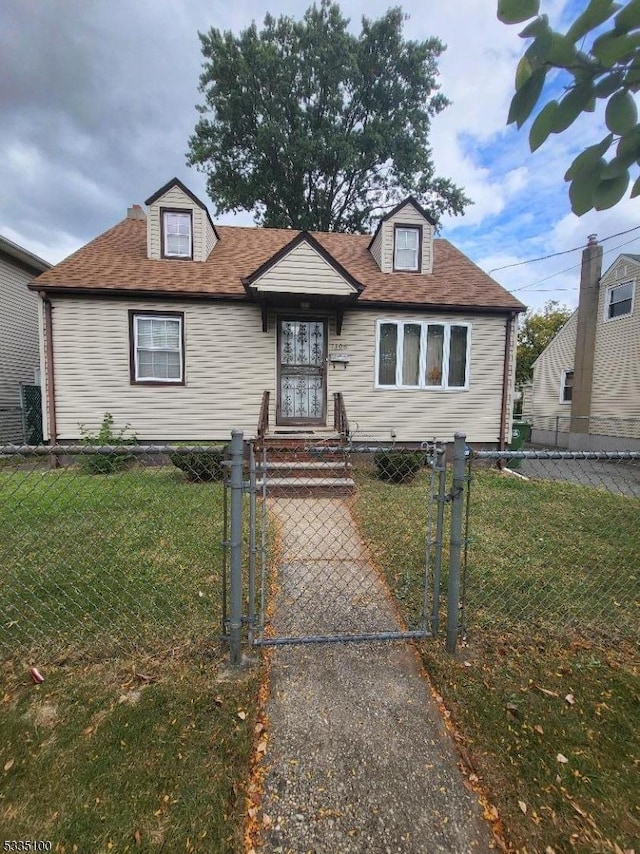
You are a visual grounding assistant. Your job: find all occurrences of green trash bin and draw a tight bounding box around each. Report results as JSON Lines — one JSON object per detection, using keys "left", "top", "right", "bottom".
{"left": 518, "top": 421, "right": 532, "bottom": 443}
{"left": 507, "top": 421, "right": 526, "bottom": 468}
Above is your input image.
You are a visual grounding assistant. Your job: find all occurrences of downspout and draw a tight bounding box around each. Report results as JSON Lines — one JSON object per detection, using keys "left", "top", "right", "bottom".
{"left": 499, "top": 312, "right": 515, "bottom": 453}
{"left": 40, "top": 292, "right": 58, "bottom": 447}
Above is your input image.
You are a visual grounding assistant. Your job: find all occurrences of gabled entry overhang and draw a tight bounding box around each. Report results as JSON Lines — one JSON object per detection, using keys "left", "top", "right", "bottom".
{"left": 243, "top": 231, "right": 363, "bottom": 333}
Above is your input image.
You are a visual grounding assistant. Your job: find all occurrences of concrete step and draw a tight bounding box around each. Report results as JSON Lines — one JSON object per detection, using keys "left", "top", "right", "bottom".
{"left": 257, "top": 476, "right": 355, "bottom": 497}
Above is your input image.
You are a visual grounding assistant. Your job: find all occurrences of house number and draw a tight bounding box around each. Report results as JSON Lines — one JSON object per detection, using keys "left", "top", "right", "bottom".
{"left": 330, "top": 343, "right": 348, "bottom": 350}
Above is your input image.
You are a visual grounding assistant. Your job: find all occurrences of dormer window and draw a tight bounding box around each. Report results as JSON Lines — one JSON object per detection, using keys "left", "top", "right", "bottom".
{"left": 162, "top": 209, "right": 192, "bottom": 259}
{"left": 393, "top": 225, "right": 421, "bottom": 272}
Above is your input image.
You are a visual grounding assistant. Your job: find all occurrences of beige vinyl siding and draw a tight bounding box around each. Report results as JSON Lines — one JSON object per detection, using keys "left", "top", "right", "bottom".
{"left": 378, "top": 204, "right": 434, "bottom": 274}
{"left": 0, "top": 256, "right": 40, "bottom": 407}
{"left": 591, "top": 258, "right": 640, "bottom": 439}
{"left": 530, "top": 312, "right": 577, "bottom": 432}
{"left": 328, "top": 310, "right": 509, "bottom": 443}
{"left": 370, "top": 229, "right": 382, "bottom": 269}
{"left": 253, "top": 241, "right": 357, "bottom": 296}
{"left": 147, "top": 186, "right": 213, "bottom": 262}
{"left": 50, "top": 298, "right": 274, "bottom": 440}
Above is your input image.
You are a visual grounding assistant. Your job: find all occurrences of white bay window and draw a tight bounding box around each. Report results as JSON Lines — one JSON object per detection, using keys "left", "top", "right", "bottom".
{"left": 376, "top": 320, "right": 470, "bottom": 390}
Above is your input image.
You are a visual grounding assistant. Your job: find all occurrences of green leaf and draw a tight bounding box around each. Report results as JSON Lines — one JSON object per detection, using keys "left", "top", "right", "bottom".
{"left": 605, "top": 90, "right": 638, "bottom": 134}
{"left": 508, "top": 67, "right": 547, "bottom": 127}
{"left": 594, "top": 71, "right": 624, "bottom": 98}
{"left": 617, "top": 124, "right": 640, "bottom": 162}
{"left": 547, "top": 33, "right": 579, "bottom": 67}
{"left": 593, "top": 170, "right": 630, "bottom": 209}
{"left": 498, "top": 0, "right": 540, "bottom": 25}
{"left": 601, "top": 155, "right": 631, "bottom": 178}
{"left": 624, "top": 66, "right": 640, "bottom": 87}
{"left": 566, "top": 0, "right": 620, "bottom": 42}
{"left": 529, "top": 101, "right": 558, "bottom": 150}
{"left": 592, "top": 30, "right": 640, "bottom": 66}
{"left": 614, "top": 0, "right": 640, "bottom": 33}
{"left": 516, "top": 55, "right": 534, "bottom": 90}
{"left": 519, "top": 14, "right": 549, "bottom": 37}
{"left": 524, "top": 28, "right": 554, "bottom": 68}
{"left": 630, "top": 174, "right": 640, "bottom": 197}
{"left": 564, "top": 136, "right": 613, "bottom": 180}
{"left": 552, "top": 83, "right": 595, "bottom": 133}
{"left": 569, "top": 175, "right": 596, "bottom": 215}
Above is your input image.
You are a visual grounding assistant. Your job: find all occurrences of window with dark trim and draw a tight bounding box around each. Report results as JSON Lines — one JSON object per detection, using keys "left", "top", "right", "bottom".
{"left": 161, "top": 209, "right": 192, "bottom": 259}
{"left": 376, "top": 320, "right": 470, "bottom": 389}
{"left": 560, "top": 369, "right": 573, "bottom": 403}
{"left": 393, "top": 225, "right": 421, "bottom": 271}
{"left": 129, "top": 311, "right": 184, "bottom": 384}
{"left": 606, "top": 281, "right": 634, "bottom": 319}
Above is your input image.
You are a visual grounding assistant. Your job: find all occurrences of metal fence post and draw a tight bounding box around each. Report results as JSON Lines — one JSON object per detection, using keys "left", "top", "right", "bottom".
{"left": 229, "top": 430, "right": 244, "bottom": 666}
{"left": 248, "top": 442, "right": 257, "bottom": 647}
{"left": 431, "top": 446, "right": 447, "bottom": 636}
{"left": 446, "top": 432, "right": 466, "bottom": 653}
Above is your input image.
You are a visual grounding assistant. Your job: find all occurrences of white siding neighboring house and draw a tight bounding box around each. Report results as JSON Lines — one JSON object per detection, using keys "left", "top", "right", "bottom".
{"left": 529, "top": 240, "right": 640, "bottom": 450}
{"left": 32, "top": 179, "right": 525, "bottom": 446}
{"left": 0, "top": 235, "right": 50, "bottom": 443}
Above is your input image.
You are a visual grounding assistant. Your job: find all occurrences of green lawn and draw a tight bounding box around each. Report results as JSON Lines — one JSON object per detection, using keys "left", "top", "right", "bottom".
{"left": 353, "top": 466, "right": 640, "bottom": 853}
{"left": 0, "top": 463, "right": 259, "bottom": 852}
{"left": 1, "top": 465, "right": 227, "bottom": 660}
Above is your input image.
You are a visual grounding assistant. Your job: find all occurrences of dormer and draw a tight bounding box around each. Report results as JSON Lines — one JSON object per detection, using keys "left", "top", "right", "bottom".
{"left": 144, "top": 178, "right": 219, "bottom": 262}
{"left": 368, "top": 197, "right": 436, "bottom": 275}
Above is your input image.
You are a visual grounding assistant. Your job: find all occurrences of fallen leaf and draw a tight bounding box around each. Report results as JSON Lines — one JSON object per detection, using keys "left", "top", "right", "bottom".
{"left": 565, "top": 694, "right": 575, "bottom": 705}
{"left": 4, "top": 759, "right": 14, "bottom": 772}
{"left": 256, "top": 738, "right": 268, "bottom": 754}
{"left": 556, "top": 753, "right": 569, "bottom": 764}
{"left": 518, "top": 800, "right": 527, "bottom": 815}
{"left": 247, "top": 806, "right": 258, "bottom": 820}
{"left": 133, "top": 830, "right": 142, "bottom": 846}
{"left": 254, "top": 722, "right": 264, "bottom": 735}
{"left": 505, "top": 702, "right": 520, "bottom": 717}
{"left": 237, "top": 710, "right": 247, "bottom": 721}
{"left": 262, "top": 814, "right": 273, "bottom": 828}
{"left": 533, "top": 725, "right": 544, "bottom": 735}
{"left": 534, "top": 685, "right": 559, "bottom": 698}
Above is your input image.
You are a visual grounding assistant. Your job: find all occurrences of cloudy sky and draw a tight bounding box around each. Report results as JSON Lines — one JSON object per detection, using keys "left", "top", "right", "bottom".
{"left": 2, "top": 0, "right": 639, "bottom": 312}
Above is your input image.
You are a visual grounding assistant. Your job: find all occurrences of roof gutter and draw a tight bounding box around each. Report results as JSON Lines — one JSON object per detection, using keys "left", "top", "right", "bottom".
{"left": 499, "top": 312, "right": 516, "bottom": 452}
{"left": 40, "top": 292, "right": 58, "bottom": 448}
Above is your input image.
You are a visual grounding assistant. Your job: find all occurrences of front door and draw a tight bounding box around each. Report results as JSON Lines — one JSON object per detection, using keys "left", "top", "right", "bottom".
{"left": 277, "top": 318, "right": 327, "bottom": 426}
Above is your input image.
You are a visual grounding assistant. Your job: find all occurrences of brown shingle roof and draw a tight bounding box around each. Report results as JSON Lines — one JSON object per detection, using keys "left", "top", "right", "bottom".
{"left": 35, "top": 218, "right": 525, "bottom": 312}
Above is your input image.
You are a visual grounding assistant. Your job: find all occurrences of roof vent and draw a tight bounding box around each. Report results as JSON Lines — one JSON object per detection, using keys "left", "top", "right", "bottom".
{"left": 127, "top": 204, "right": 146, "bottom": 221}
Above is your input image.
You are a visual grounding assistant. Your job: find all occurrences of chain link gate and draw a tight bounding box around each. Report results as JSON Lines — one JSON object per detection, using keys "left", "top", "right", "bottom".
{"left": 219, "top": 431, "right": 472, "bottom": 657}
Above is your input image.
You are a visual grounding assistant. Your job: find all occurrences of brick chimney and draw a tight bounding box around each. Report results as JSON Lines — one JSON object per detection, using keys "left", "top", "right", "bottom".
{"left": 571, "top": 234, "right": 603, "bottom": 435}
{"left": 127, "top": 204, "right": 146, "bottom": 220}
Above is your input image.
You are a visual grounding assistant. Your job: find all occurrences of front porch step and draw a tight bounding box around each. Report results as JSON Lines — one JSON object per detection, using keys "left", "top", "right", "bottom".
{"left": 257, "top": 476, "right": 355, "bottom": 497}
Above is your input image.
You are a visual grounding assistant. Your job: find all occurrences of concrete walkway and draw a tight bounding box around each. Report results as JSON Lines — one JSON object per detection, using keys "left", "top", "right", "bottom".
{"left": 260, "top": 497, "right": 493, "bottom": 853}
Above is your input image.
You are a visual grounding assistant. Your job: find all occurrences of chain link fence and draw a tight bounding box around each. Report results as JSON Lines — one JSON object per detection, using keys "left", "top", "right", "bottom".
{"left": 0, "top": 444, "right": 229, "bottom": 663}
{"left": 462, "top": 449, "right": 640, "bottom": 645}
{"left": 246, "top": 437, "right": 440, "bottom": 647}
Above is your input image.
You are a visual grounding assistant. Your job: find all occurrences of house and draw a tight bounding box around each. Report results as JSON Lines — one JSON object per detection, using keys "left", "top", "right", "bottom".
{"left": 528, "top": 236, "right": 640, "bottom": 450}
{"left": 0, "top": 234, "right": 50, "bottom": 444}
{"left": 31, "top": 178, "right": 524, "bottom": 447}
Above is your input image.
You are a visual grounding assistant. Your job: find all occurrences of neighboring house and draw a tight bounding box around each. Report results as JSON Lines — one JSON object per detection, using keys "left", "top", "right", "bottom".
{"left": 529, "top": 237, "right": 640, "bottom": 450}
{"left": 31, "top": 178, "right": 524, "bottom": 446}
{"left": 0, "top": 235, "right": 51, "bottom": 444}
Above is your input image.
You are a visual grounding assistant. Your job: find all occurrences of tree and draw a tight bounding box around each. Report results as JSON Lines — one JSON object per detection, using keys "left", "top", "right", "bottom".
{"left": 516, "top": 300, "right": 572, "bottom": 387}
{"left": 187, "top": 1, "right": 470, "bottom": 232}
{"left": 498, "top": 0, "right": 640, "bottom": 215}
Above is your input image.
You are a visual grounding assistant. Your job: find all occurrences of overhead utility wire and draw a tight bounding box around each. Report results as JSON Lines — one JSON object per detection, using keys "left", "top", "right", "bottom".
{"left": 487, "top": 223, "right": 640, "bottom": 275}
{"left": 511, "top": 234, "right": 640, "bottom": 293}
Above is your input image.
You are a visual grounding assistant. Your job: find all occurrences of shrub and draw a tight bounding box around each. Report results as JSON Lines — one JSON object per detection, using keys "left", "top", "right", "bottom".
{"left": 374, "top": 450, "right": 425, "bottom": 483}
{"left": 170, "top": 447, "right": 227, "bottom": 482}
{"left": 78, "top": 413, "right": 137, "bottom": 474}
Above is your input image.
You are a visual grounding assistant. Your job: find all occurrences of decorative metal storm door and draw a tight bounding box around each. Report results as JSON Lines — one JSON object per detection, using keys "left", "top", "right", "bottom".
{"left": 277, "top": 319, "right": 327, "bottom": 425}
